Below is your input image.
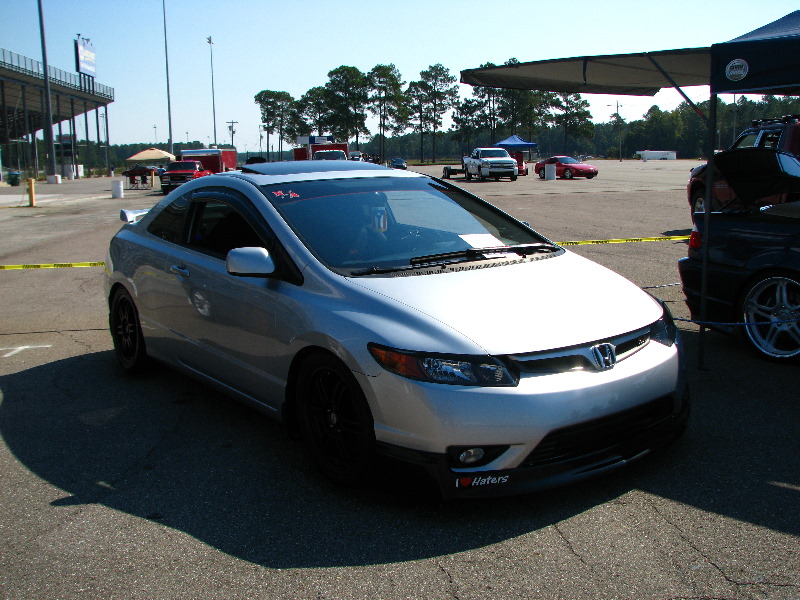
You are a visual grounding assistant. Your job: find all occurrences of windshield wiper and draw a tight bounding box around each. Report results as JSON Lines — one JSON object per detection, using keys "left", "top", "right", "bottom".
{"left": 350, "top": 264, "right": 419, "bottom": 276}
{"left": 409, "top": 242, "right": 558, "bottom": 266}
{"left": 350, "top": 243, "right": 559, "bottom": 276}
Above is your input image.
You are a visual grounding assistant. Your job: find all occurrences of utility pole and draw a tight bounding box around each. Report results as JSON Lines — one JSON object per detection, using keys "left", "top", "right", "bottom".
{"left": 227, "top": 120, "right": 237, "bottom": 147}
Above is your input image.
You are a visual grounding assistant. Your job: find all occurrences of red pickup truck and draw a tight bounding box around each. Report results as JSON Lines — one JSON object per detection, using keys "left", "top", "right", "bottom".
{"left": 160, "top": 160, "right": 212, "bottom": 194}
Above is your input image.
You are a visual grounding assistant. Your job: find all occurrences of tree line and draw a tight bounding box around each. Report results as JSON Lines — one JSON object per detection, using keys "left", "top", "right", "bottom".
{"left": 64, "top": 63, "right": 800, "bottom": 172}
{"left": 256, "top": 60, "right": 800, "bottom": 163}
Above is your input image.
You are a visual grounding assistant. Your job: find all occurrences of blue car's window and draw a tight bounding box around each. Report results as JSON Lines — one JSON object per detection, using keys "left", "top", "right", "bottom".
{"left": 262, "top": 177, "right": 544, "bottom": 271}
{"left": 147, "top": 195, "right": 189, "bottom": 243}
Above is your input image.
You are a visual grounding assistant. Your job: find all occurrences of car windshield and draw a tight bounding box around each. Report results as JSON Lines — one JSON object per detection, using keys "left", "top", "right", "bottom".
{"left": 314, "top": 151, "right": 346, "bottom": 160}
{"left": 559, "top": 157, "right": 580, "bottom": 164}
{"left": 263, "top": 177, "right": 548, "bottom": 273}
{"left": 481, "top": 149, "right": 510, "bottom": 158}
{"left": 167, "top": 162, "right": 198, "bottom": 171}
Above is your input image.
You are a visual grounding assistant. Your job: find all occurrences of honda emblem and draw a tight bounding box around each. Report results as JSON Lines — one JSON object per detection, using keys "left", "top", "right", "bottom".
{"left": 591, "top": 343, "right": 617, "bottom": 370}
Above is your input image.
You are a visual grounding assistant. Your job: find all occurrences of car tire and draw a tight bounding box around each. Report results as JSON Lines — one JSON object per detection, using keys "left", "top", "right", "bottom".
{"left": 563, "top": 168, "right": 573, "bottom": 179}
{"left": 740, "top": 273, "right": 800, "bottom": 361}
{"left": 586, "top": 173, "right": 596, "bottom": 179}
{"left": 109, "top": 287, "right": 148, "bottom": 372}
{"left": 511, "top": 174, "right": 517, "bottom": 181}
{"left": 538, "top": 169, "right": 545, "bottom": 179}
{"left": 296, "top": 352, "right": 376, "bottom": 485}
{"left": 465, "top": 169, "right": 472, "bottom": 181}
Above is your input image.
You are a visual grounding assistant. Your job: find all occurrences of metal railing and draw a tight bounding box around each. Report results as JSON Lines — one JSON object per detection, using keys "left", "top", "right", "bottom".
{"left": 0, "top": 48, "right": 114, "bottom": 101}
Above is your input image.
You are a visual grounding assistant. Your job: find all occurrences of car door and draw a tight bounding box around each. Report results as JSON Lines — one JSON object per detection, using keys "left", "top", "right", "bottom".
{"left": 156, "top": 188, "right": 291, "bottom": 410}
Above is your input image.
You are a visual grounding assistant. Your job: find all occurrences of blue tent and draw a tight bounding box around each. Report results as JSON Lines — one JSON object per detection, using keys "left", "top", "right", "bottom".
{"left": 494, "top": 135, "right": 537, "bottom": 151}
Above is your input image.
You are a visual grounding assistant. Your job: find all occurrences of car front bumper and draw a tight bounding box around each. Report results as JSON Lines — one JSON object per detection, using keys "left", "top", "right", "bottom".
{"left": 362, "top": 336, "right": 688, "bottom": 498}
{"left": 396, "top": 387, "right": 689, "bottom": 499}
{"left": 479, "top": 166, "right": 517, "bottom": 177}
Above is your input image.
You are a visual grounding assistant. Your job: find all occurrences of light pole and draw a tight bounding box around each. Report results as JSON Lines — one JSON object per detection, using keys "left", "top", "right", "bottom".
{"left": 153, "top": 124, "right": 157, "bottom": 144}
{"left": 37, "top": 0, "right": 57, "bottom": 181}
{"left": 161, "top": 0, "right": 173, "bottom": 154}
{"left": 207, "top": 37, "right": 217, "bottom": 146}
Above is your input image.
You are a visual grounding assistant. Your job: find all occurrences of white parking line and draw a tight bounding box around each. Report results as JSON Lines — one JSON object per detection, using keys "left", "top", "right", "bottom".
{"left": 1, "top": 345, "right": 52, "bottom": 357}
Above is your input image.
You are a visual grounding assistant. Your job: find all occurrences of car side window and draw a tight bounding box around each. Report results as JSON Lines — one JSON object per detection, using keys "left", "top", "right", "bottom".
{"left": 187, "top": 200, "right": 265, "bottom": 259}
{"left": 147, "top": 195, "right": 189, "bottom": 243}
{"left": 759, "top": 129, "right": 782, "bottom": 149}
{"left": 732, "top": 132, "right": 759, "bottom": 149}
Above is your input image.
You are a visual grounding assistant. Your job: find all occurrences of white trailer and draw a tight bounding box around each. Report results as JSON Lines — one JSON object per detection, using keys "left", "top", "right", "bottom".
{"left": 636, "top": 150, "right": 677, "bottom": 161}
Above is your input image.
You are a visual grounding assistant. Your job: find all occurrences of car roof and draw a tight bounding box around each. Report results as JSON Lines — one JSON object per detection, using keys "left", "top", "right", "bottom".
{"left": 217, "top": 159, "right": 425, "bottom": 186}
{"left": 240, "top": 160, "right": 389, "bottom": 176}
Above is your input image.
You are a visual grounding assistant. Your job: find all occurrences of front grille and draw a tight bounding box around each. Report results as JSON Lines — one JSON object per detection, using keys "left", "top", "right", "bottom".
{"left": 521, "top": 395, "right": 677, "bottom": 472}
{"left": 511, "top": 328, "right": 649, "bottom": 374}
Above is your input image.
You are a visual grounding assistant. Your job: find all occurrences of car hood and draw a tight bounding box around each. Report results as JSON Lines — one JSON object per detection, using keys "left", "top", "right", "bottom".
{"left": 348, "top": 251, "right": 661, "bottom": 355}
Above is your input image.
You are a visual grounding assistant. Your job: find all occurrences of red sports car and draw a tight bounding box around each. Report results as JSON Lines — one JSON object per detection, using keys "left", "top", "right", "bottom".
{"left": 535, "top": 156, "right": 598, "bottom": 179}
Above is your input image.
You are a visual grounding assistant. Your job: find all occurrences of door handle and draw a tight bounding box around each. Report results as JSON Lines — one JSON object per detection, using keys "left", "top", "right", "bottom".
{"left": 170, "top": 265, "right": 190, "bottom": 277}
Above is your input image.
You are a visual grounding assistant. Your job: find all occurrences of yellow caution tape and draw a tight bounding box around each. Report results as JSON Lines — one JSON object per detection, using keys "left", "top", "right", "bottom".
{"left": 0, "top": 237, "right": 691, "bottom": 270}
{"left": 0, "top": 261, "right": 106, "bottom": 270}
{"left": 558, "top": 235, "right": 690, "bottom": 246}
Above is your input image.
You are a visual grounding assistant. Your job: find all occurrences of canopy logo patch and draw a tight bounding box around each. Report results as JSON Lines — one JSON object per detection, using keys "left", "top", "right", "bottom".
{"left": 725, "top": 59, "right": 749, "bottom": 82}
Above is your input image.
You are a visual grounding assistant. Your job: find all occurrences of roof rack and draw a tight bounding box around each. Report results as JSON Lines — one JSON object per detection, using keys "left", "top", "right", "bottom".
{"left": 750, "top": 115, "right": 800, "bottom": 127}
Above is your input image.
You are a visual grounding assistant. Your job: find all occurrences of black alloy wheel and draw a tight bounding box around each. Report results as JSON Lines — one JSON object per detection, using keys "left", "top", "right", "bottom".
{"left": 110, "top": 288, "right": 148, "bottom": 372}
{"left": 741, "top": 274, "right": 800, "bottom": 361}
{"left": 296, "top": 352, "right": 376, "bottom": 485}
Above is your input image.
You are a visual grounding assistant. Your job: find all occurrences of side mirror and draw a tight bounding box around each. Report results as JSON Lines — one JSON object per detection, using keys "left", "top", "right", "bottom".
{"left": 226, "top": 247, "right": 275, "bottom": 277}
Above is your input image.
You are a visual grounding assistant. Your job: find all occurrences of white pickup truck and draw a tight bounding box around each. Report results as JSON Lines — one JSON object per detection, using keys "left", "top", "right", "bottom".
{"left": 462, "top": 147, "right": 518, "bottom": 181}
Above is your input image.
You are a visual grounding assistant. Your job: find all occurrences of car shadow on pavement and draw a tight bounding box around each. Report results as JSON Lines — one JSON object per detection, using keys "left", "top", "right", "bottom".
{"left": 0, "top": 332, "right": 797, "bottom": 569}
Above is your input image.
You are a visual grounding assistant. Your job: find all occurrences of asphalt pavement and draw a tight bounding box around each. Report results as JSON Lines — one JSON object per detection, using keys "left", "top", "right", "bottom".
{"left": 0, "top": 162, "right": 797, "bottom": 600}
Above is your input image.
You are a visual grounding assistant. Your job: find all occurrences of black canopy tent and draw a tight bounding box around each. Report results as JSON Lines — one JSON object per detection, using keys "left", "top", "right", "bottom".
{"left": 460, "top": 11, "right": 800, "bottom": 363}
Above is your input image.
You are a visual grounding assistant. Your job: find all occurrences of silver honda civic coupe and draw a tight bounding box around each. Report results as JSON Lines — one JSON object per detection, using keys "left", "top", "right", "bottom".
{"left": 105, "top": 161, "right": 688, "bottom": 498}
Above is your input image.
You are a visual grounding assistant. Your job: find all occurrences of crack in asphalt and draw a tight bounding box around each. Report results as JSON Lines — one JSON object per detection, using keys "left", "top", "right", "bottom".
{"left": 640, "top": 494, "right": 796, "bottom": 594}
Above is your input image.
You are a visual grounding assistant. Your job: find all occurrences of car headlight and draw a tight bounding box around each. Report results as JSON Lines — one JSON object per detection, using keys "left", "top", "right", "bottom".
{"left": 480, "top": 160, "right": 491, "bottom": 167}
{"left": 649, "top": 302, "right": 677, "bottom": 347}
{"left": 368, "top": 344, "right": 519, "bottom": 387}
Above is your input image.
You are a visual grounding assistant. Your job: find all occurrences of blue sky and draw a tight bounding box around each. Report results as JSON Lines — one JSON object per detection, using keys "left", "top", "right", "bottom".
{"left": 2, "top": 0, "right": 797, "bottom": 151}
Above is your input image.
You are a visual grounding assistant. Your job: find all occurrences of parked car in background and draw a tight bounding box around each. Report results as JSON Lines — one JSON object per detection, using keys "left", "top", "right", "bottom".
{"left": 389, "top": 158, "right": 407, "bottom": 170}
{"left": 122, "top": 165, "right": 156, "bottom": 177}
{"left": 687, "top": 114, "right": 800, "bottom": 218}
{"left": 349, "top": 151, "right": 365, "bottom": 161}
{"left": 312, "top": 149, "right": 348, "bottom": 160}
{"left": 462, "top": 148, "right": 518, "bottom": 181}
{"left": 106, "top": 161, "right": 688, "bottom": 499}
{"left": 534, "top": 156, "right": 598, "bottom": 179}
{"left": 679, "top": 148, "right": 800, "bottom": 361}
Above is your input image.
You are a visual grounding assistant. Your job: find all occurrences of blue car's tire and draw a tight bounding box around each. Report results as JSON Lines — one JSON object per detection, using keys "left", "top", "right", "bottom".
{"left": 110, "top": 288, "right": 148, "bottom": 372}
